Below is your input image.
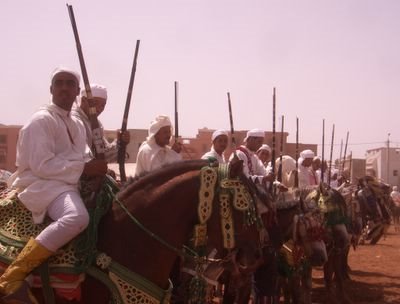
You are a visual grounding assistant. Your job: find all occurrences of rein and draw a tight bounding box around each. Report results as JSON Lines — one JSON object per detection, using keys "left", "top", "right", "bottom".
{"left": 112, "top": 190, "right": 199, "bottom": 260}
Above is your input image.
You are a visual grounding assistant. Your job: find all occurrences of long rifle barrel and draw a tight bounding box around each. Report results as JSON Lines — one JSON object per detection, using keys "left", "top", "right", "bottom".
{"left": 67, "top": 4, "right": 104, "bottom": 159}
{"left": 174, "top": 81, "right": 179, "bottom": 141}
{"left": 227, "top": 92, "right": 236, "bottom": 148}
{"left": 271, "top": 88, "right": 276, "bottom": 177}
{"left": 328, "top": 124, "right": 335, "bottom": 185}
{"left": 342, "top": 131, "right": 349, "bottom": 173}
{"left": 321, "top": 119, "right": 325, "bottom": 184}
{"left": 294, "top": 117, "right": 299, "bottom": 188}
{"left": 277, "top": 115, "right": 284, "bottom": 182}
{"left": 118, "top": 40, "right": 140, "bottom": 183}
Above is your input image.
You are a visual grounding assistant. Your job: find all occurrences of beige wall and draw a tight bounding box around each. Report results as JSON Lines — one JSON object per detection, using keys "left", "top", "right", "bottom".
{"left": 0, "top": 125, "right": 21, "bottom": 172}
{"left": 0, "top": 124, "right": 319, "bottom": 173}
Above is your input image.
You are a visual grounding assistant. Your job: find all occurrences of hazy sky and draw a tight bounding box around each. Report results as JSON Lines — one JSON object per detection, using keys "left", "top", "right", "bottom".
{"left": 1, "top": 0, "right": 400, "bottom": 159}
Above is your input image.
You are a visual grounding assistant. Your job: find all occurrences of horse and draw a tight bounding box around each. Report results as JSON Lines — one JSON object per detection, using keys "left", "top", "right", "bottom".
{"left": 0, "top": 159, "right": 264, "bottom": 304}
{"left": 356, "top": 176, "right": 392, "bottom": 245}
{"left": 303, "top": 186, "right": 351, "bottom": 304}
{"left": 189, "top": 185, "right": 327, "bottom": 304}
{"left": 268, "top": 190, "right": 328, "bottom": 304}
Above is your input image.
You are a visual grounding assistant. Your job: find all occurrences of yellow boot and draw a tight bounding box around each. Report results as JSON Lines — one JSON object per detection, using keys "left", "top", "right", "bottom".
{"left": 0, "top": 238, "right": 53, "bottom": 303}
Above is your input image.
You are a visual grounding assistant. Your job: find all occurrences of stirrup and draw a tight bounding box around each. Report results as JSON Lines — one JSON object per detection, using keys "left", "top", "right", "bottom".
{"left": 1, "top": 281, "right": 38, "bottom": 304}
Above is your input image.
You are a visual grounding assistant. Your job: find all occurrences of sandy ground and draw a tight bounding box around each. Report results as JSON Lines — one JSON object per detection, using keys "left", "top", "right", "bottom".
{"left": 312, "top": 225, "right": 400, "bottom": 304}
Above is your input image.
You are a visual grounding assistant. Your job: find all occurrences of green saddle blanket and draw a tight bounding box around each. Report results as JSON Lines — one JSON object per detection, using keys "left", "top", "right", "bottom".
{"left": 0, "top": 175, "right": 119, "bottom": 274}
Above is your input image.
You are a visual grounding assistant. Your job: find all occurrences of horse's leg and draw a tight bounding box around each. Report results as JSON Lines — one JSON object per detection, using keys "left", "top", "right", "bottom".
{"left": 299, "top": 266, "right": 312, "bottom": 304}
{"left": 333, "top": 250, "right": 352, "bottom": 304}
{"left": 342, "top": 246, "right": 351, "bottom": 281}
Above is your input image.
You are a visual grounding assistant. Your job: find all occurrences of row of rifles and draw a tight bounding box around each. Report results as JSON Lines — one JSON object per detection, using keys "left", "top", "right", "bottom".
{"left": 66, "top": 4, "right": 352, "bottom": 193}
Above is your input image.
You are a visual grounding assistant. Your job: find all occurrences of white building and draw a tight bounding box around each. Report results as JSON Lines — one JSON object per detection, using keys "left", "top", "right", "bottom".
{"left": 365, "top": 147, "right": 400, "bottom": 187}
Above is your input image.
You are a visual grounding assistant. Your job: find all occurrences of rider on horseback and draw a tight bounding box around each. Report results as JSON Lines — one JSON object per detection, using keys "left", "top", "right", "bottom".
{"left": 0, "top": 67, "right": 108, "bottom": 303}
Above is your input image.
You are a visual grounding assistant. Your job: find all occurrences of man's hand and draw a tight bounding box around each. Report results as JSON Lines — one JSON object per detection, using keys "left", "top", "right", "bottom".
{"left": 83, "top": 159, "right": 108, "bottom": 177}
{"left": 118, "top": 130, "right": 131, "bottom": 144}
{"left": 262, "top": 172, "right": 275, "bottom": 184}
{"left": 171, "top": 141, "right": 182, "bottom": 154}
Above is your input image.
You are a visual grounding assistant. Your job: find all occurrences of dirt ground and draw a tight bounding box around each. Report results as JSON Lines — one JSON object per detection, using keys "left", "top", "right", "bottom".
{"left": 312, "top": 225, "right": 400, "bottom": 304}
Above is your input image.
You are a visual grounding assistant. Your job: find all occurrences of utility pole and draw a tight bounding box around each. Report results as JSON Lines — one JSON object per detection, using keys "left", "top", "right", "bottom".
{"left": 387, "top": 133, "right": 391, "bottom": 183}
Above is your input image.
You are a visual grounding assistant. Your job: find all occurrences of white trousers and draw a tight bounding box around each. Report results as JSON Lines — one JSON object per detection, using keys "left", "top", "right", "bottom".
{"left": 36, "top": 191, "right": 89, "bottom": 252}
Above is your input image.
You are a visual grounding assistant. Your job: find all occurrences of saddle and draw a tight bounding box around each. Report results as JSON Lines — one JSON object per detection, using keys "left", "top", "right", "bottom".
{"left": 0, "top": 175, "right": 119, "bottom": 301}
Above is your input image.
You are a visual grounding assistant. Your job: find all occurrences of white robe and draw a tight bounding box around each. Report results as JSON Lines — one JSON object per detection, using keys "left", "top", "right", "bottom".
{"left": 231, "top": 146, "right": 267, "bottom": 184}
{"left": 135, "top": 138, "right": 182, "bottom": 176}
{"left": 201, "top": 147, "right": 226, "bottom": 164}
{"left": 298, "top": 164, "right": 316, "bottom": 189}
{"left": 71, "top": 106, "right": 117, "bottom": 162}
{"left": 9, "top": 103, "right": 87, "bottom": 223}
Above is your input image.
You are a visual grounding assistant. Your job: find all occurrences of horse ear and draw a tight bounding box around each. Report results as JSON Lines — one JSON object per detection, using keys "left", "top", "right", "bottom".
{"left": 229, "top": 157, "right": 244, "bottom": 178}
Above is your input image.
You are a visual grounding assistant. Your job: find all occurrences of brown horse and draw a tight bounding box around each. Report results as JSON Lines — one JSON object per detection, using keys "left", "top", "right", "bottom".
{"left": 23, "top": 159, "right": 263, "bottom": 304}
{"left": 303, "top": 187, "right": 351, "bottom": 304}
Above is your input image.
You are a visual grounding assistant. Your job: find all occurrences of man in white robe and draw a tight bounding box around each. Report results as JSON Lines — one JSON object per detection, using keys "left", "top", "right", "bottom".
{"left": 230, "top": 129, "right": 272, "bottom": 185}
{"left": 298, "top": 149, "right": 317, "bottom": 189}
{"left": 256, "top": 144, "right": 273, "bottom": 174}
{"left": 135, "top": 115, "right": 182, "bottom": 176}
{"left": 72, "top": 84, "right": 130, "bottom": 163}
{"left": 0, "top": 67, "right": 108, "bottom": 302}
{"left": 201, "top": 129, "right": 228, "bottom": 164}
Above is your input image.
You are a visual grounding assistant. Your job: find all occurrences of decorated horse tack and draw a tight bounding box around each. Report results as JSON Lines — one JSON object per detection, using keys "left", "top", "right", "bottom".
{"left": 0, "top": 161, "right": 264, "bottom": 304}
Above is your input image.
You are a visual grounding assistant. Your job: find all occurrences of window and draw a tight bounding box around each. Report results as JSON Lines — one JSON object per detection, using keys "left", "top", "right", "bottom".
{"left": 394, "top": 170, "right": 398, "bottom": 177}
{"left": 0, "top": 135, "right": 6, "bottom": 144}
{"left": 0, "top": 149, "right": 6, "bottom": 163}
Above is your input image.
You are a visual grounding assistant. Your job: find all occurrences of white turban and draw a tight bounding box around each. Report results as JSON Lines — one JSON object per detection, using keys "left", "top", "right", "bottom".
{"left": 81, "top": 84, "right": 108, "bottom": 100}
{"left": 300, "top": 149, "right": 315, "bottom": 159}
{"left": 257, "top": 144, "right": 271, "bottom": 154}
{"left": 244, "top": 128, "right": 264, "bottom": 142}
{"left": 298, "top": 149, "right": 315, "bottom": 166}
{"left": 331, "top": 168, "right": 339, "bottom": 175}
{"left": 211, "top": 129, "right": 229, "bottom": 142}
{"left": 147, "top": 115, "right": 172, "bottom": 140}
{"left": 51, "top": 66, "right": 80, "bottom": 84}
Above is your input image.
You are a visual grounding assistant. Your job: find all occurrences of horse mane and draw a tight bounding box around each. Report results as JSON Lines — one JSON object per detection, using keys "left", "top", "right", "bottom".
{"left": 119, "top": 160, "right": 209, "bottom": 199}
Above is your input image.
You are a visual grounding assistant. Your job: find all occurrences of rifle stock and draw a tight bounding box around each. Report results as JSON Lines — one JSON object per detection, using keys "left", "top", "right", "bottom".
{"left": 118, "top": 40, "right": 140, "bottom": 183}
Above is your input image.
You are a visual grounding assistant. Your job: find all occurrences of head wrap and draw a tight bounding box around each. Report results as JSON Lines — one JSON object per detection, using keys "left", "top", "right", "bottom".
{"left": 244, "top": 128, "right": 264, "bottom": 142}
{"left": 147, "top": 115, "right": 173, "bottom": 141}
{"left": 331, "top": 168, "right": 339, "bottom": 176}
{"left": 51, "top": 66, "right": 80, "bottom": 85}
{"left": 257, "top": 144, "right": 271, "bottom": 154}
{"left": 81, "top": 84, "right": 108, "bottom": 100}
{"left": 298, "top": 149, "right": 315, "bottom": 166}
{"left": 211, "top": 129, "right": 229, "bottom": 142}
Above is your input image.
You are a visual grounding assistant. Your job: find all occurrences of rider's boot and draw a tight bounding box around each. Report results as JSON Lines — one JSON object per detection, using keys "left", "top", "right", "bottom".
{"left": 0, "top": 238, "right": 53, "bottom": 304}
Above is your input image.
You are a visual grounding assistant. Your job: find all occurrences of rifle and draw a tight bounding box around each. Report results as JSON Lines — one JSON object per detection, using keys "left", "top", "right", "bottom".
{"left": 67, "top": 4, "right": 104, "bottom": 159}
{"left": 118, "top": 40, "right": 140, "bottom": 183}
{"left": 277, "top": 115, "right": 284, "bottom": 182}
{"left": 342, "top": 131, "right": 349, "bottom": 174}
{"left": 271, "top": 88, "right": 276, "bottom": 179}
{"left": 327, "top": 124, "right": 335, "bottom": 186}
{"left": 349, "top": 151, "right": 353, "bottom": 183}
{"left": 174, "top": 81, "right": 179, "bottom": 143}
{"left": 294, "top": 117, "right": 299, "bottom": 188}
{"left": 321, "top": 119, "right": 325, "bottom": 184}
{"left": 227, "top": 92, "right": 236, "bottom": 150}
{"left": 339, "top": 139, "right": 343, "bottom": 175}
